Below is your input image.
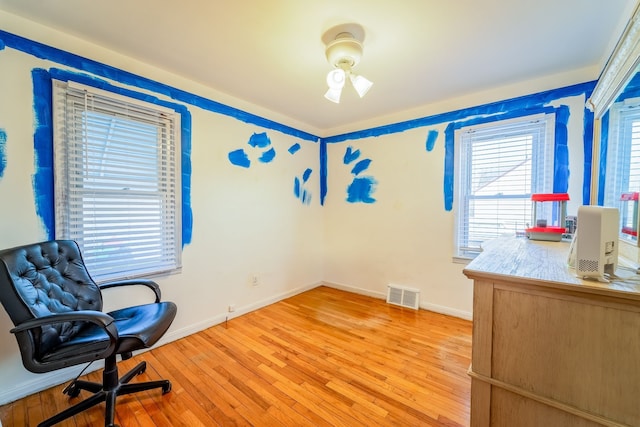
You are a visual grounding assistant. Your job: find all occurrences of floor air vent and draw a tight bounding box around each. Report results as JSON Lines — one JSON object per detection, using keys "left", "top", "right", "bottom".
{"left": 386, "top": 285, "right": 420, "bottom": 309}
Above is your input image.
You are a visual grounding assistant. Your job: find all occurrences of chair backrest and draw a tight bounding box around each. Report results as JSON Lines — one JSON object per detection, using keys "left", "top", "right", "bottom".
{"left": 0, "top": 240, "right": 103, "bottom": 359}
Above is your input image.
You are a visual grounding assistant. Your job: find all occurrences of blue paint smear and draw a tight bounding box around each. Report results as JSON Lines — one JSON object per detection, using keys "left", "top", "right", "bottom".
{"left": 302, "top": 189, "right": 311, "bottom": 205}
{"left": 0, "top": 39, "right": 5, "bottom": 50}
{"left": 582, "top": 108, "right": 594, "bottom": 206}
{"left": 351, "top": 159, "right": 371, "bottom": 176}
{"left": 229, "top": 149, "right": 251, "bottom": 168}
{"left": 302, "top": 168, "right": 312, "bottom": 183}
{"left": 615, "top": 72, "right": 640, "bottom": 103}
{"left": 294, "top": 174, "right": 312, "bottom": 205}
{"left": 248, "top": 132, "right": 271, "bottom": 148}
{"left": 443, "top": 123, "right": 456, "bottom": 212}
{"left": 320, "top": 141, "right": 327, "bottom": 205}
{"left": 294, "top": 177, "right": 301, "bottom": 198}
{"left": 0, "top": 129, "right": 6, "bottom": 178}
{"left": 288, "top": 143, "right": 301, "bottom": 155}
{"left": 32, "top": 69, "right": 194, "bottom": 245}
{"left": 259, "top": 147, "right": 276, "bottom": 163}
{"left": 180, "top": 112, "right": 193, "bottom": 246}
{"left": 32, "top": 69, "right": 55, "bottom": 238}
{"left": 0, "top": 30, "right": 319, "bottom": 142}
{"left": 343, "top": 146, "right": 360, "bottom": 164}
{"left": 553, "top": 106, "right": 570, "bottom": 194}
{"left": 425, "top": 130, "right": 438, "bottom": 152}
{"left": 597, "top": 111, "right": 610, "bottom": 206}
{"left": 347, "top": 177, "right": 377, "bottom": 204}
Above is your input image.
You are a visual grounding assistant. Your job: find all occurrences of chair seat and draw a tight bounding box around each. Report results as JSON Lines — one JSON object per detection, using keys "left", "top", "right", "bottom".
{"left": 43, "top": 301, "right": 177, "bottom": 363}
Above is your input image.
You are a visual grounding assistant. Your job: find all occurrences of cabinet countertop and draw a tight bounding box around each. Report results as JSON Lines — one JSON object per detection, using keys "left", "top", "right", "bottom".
{"left": 462, "top": 237, "right": 640, "bottom": 301}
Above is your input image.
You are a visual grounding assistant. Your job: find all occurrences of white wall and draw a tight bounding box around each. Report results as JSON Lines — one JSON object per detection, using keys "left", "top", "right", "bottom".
{"left": 0, "top": 12, "right": 323, "bottom": 403}
{"left": 322, "top": 94, "right": 589, "bottom": 318}
{"left": 0, "top": 11, "right": 594, "bottom": 405}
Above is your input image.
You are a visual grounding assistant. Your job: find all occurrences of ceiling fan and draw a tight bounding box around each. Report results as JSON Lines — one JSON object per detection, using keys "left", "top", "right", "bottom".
{"left": 323, "top": 28, "right": 373, "bottom": 104}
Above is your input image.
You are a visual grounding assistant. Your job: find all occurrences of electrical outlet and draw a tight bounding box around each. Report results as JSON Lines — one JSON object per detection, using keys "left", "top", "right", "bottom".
{"left": 228, "top": 304, "right": 235, "bottom": 312}
{"left": 251, "top": 275, "right": 259, "bottom": 287}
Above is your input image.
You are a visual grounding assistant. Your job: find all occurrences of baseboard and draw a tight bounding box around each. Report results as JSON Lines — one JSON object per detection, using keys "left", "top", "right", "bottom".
{"left": 420, "top": 301, "right": 472, "bottom": 320}
{"left": 321, "top": 280, "right": 387, "bottom": 300}
{"left": 321, "top": 281, "right": 472, "bottom": 320}
{"left": 0, "top": 363, "right": 102, "bottom": 406}
{"left": 156, "top": 280, "right": 322, "bottom": 346}
{"left": 0, "top": 281, "right": 322, "bottom": 406}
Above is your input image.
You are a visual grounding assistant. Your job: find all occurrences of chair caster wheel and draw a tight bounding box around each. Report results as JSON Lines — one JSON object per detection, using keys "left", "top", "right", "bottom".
{"left": 162, "top": 382, "right": 172, "bottom": 394}
{"left": 63, "top": 383, "right": 81, "bottom": 398}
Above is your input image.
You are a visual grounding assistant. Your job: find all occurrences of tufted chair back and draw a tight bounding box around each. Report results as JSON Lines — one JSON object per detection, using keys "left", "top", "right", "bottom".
{"left": 0, "top": 240, "right": 103, "bottom": 361}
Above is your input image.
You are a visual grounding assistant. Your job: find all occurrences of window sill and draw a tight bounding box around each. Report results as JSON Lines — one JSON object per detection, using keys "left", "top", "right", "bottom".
{"left": 452, "top": 256, "right": 474, "bottom": 265}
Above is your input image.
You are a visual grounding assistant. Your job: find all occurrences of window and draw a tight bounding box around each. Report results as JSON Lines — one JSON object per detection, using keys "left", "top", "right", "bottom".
{"left": 52, "top": 80, "right": 181, "bottom": 282}
{"left": 604, "top": 100, "right": 640, "bottom": 242}
{"left": 454, "top": 113, "right": 555, "bottom": 258}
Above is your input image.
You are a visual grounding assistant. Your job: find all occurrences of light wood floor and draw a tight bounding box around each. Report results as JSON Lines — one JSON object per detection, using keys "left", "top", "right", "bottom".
{"left": 0, "top": 286, "right": 472, "bottom": 427}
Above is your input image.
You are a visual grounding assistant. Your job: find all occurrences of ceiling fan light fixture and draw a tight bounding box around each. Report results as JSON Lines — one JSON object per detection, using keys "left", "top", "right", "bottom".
{"left": 324, "top": 87, "right": 343, "bottom": 103}
{"left": 325, "top": 33, "right": 363, "bottom": 68}
{"left": 322, "top": 29, "right": 372, "bottom": 102}
{"left": 324, "top": 68, "right": 346, "bottom": 103}
{"left": 350, "top": 73, "right": 373, "bottom": 98}
{"left": 326, "top": 68, "right": 346, "bottom": 89}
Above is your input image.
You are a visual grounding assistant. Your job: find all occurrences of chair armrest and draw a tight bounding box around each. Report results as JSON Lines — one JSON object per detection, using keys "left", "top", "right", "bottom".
{"left": 99, "top": 279, "right": 161, "bottom": 303}
{"left": 10, "top": 310, "right": 119, "bottom": 346}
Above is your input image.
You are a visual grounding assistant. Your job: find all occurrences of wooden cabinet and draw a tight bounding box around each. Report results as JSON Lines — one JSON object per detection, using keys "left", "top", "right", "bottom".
{"left": 464, "top": 238, "right": 640, "bottom": 427}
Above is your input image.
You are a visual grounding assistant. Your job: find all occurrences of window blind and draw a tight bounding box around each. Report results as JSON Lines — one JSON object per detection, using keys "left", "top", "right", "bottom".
{"left": 455, "top": 114, "right": 554, "bottom": 257}
{"left": 605, "top": 101, "right": 640, "bottom": 239}
{"left": 52, "top": 80, "right": 181, "bottom": 282}
{"left": 606, "top": 102, "right": 640, "bottom": 202}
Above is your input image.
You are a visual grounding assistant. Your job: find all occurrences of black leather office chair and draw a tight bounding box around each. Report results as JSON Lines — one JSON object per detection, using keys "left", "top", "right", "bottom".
{"left": 0, "top": 240, "right": 177, "bottom": 427}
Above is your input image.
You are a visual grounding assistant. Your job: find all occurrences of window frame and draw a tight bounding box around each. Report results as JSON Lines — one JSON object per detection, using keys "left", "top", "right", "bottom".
{"left": 453, "top": 113, "right": 556, "bottom": 260}
{"left": 52, "top": 79, "right": 183, "bottom": 282}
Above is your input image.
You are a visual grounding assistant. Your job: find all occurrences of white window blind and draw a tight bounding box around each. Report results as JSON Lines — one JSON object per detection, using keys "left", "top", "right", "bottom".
{"left": 52, "top": 80, "right": 181, "bottom": 282}
{"left": 604, "top": 100, "right": 640, "bottom": 241}
{"left": 454, "top": 114, "right": 555, "bottom": 258}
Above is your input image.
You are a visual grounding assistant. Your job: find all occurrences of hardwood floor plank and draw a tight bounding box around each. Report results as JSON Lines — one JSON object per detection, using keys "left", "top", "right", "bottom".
{"left": 0, "top": 286, "right": 471, "bottom": 426}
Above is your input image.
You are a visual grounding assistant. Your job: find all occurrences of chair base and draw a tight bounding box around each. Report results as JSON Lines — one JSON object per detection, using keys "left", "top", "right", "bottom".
{"left": 38, "top": 356, "right": 171, "bottom": 427}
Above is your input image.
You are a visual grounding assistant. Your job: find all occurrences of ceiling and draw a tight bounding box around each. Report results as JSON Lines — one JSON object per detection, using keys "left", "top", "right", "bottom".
{"left": 0, "top": 0, "right": 635, "bottom": 135}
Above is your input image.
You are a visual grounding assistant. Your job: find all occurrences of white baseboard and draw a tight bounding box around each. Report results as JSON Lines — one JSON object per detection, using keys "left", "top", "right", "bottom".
{"left": 0, "top": 281, "right": 322, "bottom": 406}
{"left": 420, "top": 301, "right": 472, "bottom": 321}
{"left": 321, "top": 281, "right": 472, "bottom": 320}
{"left": 155, "top": 280, "right": 322, "bottom": 346}
{"left": 0, "top": 363, "right": 102, "bottom": 407}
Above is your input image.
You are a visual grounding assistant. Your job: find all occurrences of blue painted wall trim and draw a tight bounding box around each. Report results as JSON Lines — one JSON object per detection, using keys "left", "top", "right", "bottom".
{"left": 553, "top": 105, "right": 570, "bottom": 194}
{"left": 597, "top": 111, "right": 610, "bottom": 206}
{"left": 2, "top": 29, "right": 596, "bottom": 210}
{"left": 0, "top": 128, "right": 7, "bottom": 178}
{"left": 32, "top": 68, "right": 194, "bottom": 245}
{"left": 0, "top": 30, "right": 319, "bottom": 143}
{"left": 323, "top": 82, "right": 595, "bottom": 144}
{"left": 320, "top": 140, "right": 328, "bottom": 205}
{"left": 582, "top": 108, "right": 595, "bottom": 205}
{"left": 32, "top": 69, "right": 55, "bottom": 238}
